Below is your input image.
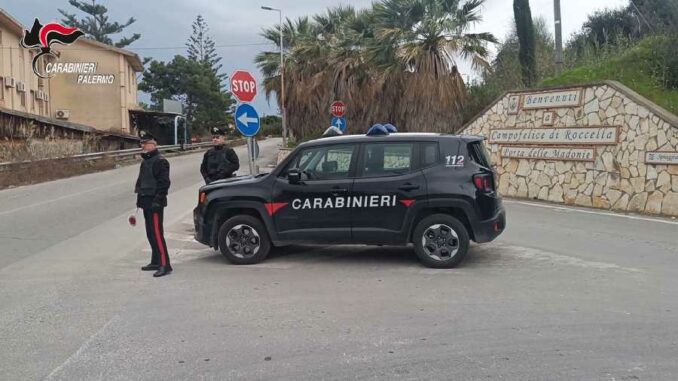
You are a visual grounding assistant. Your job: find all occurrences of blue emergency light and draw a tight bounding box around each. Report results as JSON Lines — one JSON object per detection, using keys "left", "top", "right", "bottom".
{"left": 366, "top": 123, "right": 397, "bottom": 136}
{"left": 366, "top": 124, "right": 388, "bottom": 136}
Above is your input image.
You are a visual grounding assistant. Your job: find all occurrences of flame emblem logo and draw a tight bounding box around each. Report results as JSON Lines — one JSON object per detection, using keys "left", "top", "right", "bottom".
{"left": 20, "top": 19, "right": 85, "bottom": 79}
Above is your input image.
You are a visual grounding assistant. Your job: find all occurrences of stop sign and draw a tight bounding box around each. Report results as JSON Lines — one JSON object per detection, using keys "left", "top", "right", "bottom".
{"left": 231, "top": 70, "right": 257, "bottom": 103}
{"left": 330, "top": 101, "right": 346, "bottom": 117}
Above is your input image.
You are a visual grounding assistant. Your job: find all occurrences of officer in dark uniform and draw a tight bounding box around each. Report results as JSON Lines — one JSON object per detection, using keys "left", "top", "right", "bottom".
{"left": 135, "top": 132, "right": 172, "bottom": 277}
{"left": 200, "top": 127, "right": 240, "bottom": 184}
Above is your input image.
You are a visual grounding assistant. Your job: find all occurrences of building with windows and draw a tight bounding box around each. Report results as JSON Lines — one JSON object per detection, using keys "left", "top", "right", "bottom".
{"left": 0, "top": 9, "right": 51, "bottom": 118}
{"left": 0, "top": 7, "right": 144, "bottom": 134}
{"left": 47, "top": 38, "right": 144, "bottom": 134}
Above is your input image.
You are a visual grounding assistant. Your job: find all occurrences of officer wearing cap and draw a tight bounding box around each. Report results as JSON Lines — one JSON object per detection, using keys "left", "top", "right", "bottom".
{"left": 135, "top": 131, "right": 172, "bottom": 277}
{"left": 200, "top": 127, "right": 240, "bottom": 184}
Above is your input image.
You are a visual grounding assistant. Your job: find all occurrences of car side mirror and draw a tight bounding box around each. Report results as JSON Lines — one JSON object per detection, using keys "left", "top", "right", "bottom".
{"left": 288, "top": 168, "right": 302, "bottom": 184}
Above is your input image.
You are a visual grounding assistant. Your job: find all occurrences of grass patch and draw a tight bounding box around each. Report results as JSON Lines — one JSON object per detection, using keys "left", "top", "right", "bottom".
{"left": 541, "top": 36, "right": 678, "bottom": 116}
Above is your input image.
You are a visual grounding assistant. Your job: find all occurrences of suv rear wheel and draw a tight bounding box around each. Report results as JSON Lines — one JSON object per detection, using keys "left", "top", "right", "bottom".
{"left": 413, "top": 214, "right": 469, "bottom": 268}
{"left": 218, "top": 215, "right": 271, "bottom": 265}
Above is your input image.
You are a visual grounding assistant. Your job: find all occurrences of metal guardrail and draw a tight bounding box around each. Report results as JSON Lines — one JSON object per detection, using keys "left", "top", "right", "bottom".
{"left": 0, "top": 141, "right": 216, "bottom": 169}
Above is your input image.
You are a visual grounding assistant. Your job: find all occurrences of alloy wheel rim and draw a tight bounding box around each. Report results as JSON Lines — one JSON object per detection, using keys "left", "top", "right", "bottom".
{"left": 225, "top": 224, "right": 261, "bottom": 259}
{"left": 421, "top": 223, "right": 459, "bottom": 261}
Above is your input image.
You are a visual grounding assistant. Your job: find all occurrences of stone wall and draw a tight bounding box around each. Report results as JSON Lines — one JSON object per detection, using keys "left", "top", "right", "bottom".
{"left": 462, "top": 81, "right": 678, "bottom": 217}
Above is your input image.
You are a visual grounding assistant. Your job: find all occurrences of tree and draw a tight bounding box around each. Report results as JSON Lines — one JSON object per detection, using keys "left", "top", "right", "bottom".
{"left": 631, "top": 0, "right": 678, "bottom": 34}
{"left": 59, "top": 0, "right": 140, "bottom": 48}
{"left": 186, "top": 15, "right": 224, "bottom": 80}
{"left": 255, "top": 0, "right": 497, "bottom": 136}
{"left": 463, "top": 18, "right": 554, "bottom": 123}
{"left": 513, "top": 0, "right": 537, "bottom": 87}
{"left": 493, "top": 18, "right": 555, "bottom": 90}
{"left": 139, "top": 56, "right": 235, "bottom": 135}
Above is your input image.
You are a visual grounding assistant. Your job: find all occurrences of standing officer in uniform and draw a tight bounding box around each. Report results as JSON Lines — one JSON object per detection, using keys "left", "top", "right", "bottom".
{"left": 200, "top": 127, "right": 240, "bottom": 184}
{"left": 135, "top": 132, "right": 172, "bottom": 277}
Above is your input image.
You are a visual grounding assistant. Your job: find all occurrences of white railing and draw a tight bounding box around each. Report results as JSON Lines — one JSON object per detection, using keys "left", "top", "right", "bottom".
{"left": 0, "top": 141, "right": 220, "bottom": 169}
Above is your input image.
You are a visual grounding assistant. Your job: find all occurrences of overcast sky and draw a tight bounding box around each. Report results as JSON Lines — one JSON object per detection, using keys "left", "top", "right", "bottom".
{"left": 3, "top": 0, "right": 628, "bottom": 114}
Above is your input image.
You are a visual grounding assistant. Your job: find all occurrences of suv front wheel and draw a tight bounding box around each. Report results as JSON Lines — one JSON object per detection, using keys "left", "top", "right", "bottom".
{"left": 218, "top": 215, "right": 271, "bottom": 265}
{"left": 413, "top": 214, "right": 470, "bottom": 268}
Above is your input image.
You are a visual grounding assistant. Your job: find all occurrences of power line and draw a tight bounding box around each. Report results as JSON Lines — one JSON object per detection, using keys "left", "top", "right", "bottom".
{"left": 629, "top": 0, "right": 654, "bottom": 33}
{"left": 0, "top": 42, "right": 275, "bottom": 51}
{"left": 134, "top": 42, "right": 275, "bottom": 50}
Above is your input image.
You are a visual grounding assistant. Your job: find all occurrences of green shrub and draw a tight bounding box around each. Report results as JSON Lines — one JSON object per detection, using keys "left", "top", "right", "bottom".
{"left": 541, "top": 35, "right": 678, "bottom": 115}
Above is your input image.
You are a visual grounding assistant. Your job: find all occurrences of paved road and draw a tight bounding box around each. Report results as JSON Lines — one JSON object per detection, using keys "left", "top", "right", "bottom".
{"left": 0, "top": 139, "right": 280, "bottom": 269}
{"left": 1, "top": 139, "right": 677, "bottom": 380}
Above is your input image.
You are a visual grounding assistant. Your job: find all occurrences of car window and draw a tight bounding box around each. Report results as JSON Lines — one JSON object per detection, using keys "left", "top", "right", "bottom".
{"left": 420, "top": 142, "right": 439, "bottom": 168}
{"left": 468, "top": 141, "right": 492, "bottom": 168}
{"left": 361, "top": 143, "right": 414, "bottom": 178}
{"left": 288, "top": 144, "right": 356, "bottom": 180}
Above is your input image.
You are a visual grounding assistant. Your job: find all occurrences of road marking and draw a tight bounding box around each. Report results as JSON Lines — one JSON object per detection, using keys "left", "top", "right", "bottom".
{"left": 0, "top": 183, "right": 114, "bottom": 216}
{"left": 505, "top": 200, "right": 678, "bottom": 226}
{"left": 164, "top": 232, "right": 200, "bottom": 242}
{"left": 44, "top": 315, "right": 118, "bottom": 380}
{"left": 472, "top": 243, "right": 643, "bottom": 273}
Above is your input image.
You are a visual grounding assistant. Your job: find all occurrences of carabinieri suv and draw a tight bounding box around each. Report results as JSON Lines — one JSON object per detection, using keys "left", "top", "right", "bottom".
{"left": 193, "top": 130, "right": 506, "bottom": 268}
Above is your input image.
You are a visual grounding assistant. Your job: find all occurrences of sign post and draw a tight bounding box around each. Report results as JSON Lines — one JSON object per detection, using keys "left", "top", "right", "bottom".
{"left": 231, "top": 70, "right": 260, "bottom": 175}
{"left": 246, "top": 137, "right": 256, "bottom": 175}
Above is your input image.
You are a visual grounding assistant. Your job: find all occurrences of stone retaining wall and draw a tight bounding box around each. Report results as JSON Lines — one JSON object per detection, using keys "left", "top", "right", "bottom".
{"left": 462, "top": 81, "right": 678, "bottom": 216}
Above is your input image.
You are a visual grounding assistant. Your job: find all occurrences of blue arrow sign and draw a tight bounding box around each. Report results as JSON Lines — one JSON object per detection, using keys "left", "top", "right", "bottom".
{"left": 331, "top": 116, "right": 347, "bottom": 132}
{"left": 235, "top": 103, "right": 260, "bottom": 137}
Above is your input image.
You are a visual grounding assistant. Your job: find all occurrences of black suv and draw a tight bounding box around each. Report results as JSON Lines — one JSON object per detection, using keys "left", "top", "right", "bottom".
{"left": 193, "top": 132, "right": 505, "bottom": 268}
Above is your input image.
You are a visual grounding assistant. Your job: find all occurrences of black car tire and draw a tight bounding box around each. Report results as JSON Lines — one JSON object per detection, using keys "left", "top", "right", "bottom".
{"left": 218, "top": 215, "right": 271, "bottom": 265}
{"left": 413, "top": 214, "right": 469, "bottom": 269}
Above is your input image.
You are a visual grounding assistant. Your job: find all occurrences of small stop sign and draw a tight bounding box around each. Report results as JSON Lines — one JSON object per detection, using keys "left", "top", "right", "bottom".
{"left": 231, "top": 70, "right": 257, "bottom": 103}
{"left": 330, "top": 101, "right": 346, "bottom": 117}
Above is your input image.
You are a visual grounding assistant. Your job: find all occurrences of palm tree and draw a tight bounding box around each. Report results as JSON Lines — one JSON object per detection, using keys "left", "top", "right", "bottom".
{"left": 369, "top": 0, "right": 497, "bottom": 131}
{"left": 255, "top": 0, "right": 496, "bottom": 138}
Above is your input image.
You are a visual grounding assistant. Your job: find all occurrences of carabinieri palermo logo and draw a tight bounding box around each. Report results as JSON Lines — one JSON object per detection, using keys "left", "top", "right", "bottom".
{"left": 20, "top": 19, "right": 85, "bottom": 79}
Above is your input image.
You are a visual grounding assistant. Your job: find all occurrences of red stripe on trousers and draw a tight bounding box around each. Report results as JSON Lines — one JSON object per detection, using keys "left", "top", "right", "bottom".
{"left": 153, "top": 212, "right": 167, "bottom": 266}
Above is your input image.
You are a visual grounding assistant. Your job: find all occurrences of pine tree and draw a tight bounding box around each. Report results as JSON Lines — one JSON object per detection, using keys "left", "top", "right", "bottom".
{"left": 59, "top": 0, "right": 140, "bottom": 48}
{"left": 513, "top": 0, "right": 537, "bottom": 87}
{"left": 186, "top": 15, "right": 223, "bottom": 80}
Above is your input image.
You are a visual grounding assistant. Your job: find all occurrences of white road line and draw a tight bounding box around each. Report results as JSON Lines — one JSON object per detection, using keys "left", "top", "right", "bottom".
{"left": 44, "top": 315, "right": 118, "bottom": 380}
{"left": 163, "top": 232, "right": 200, "bottom": 242}
{"left": 505, "top": 200, "right": 678, "bottom": 226}
{"left": 501, "top": 243, "right": 643, "bottom": 273}
{"left": 469, "top": 243, "right": 643, "bottom": 273}
{"left": 0, "top": 183, "right": 114, "bottom": 216}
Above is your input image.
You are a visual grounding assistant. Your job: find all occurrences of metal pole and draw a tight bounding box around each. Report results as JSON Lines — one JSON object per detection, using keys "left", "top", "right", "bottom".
{"left": 279, "top": 9, "right": 287, "bottom": 148}
{"left": 554, "top": 0, "right": 564, "bottom": 75}
{"left": 174, "top": 115, "right": 179, "bottom": 145}
{"left": 629, "top": 0, "right": 654, "bottom": 33}
{"left": 246, "top": 137, "right": 256, "bottom": 175}
{"left": 252, "top": 137, "right": 259, "bottom": 175}
{"left": 262, "top": 6, "right": 287, "bottom": 146}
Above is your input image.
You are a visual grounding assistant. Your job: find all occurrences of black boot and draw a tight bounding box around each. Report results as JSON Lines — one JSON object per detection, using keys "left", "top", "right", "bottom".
{"left": 141, "top": 264, "right": 160, "bottom": 271}
{"left": 153, "top": 266, "right": 172, "bottom": 277}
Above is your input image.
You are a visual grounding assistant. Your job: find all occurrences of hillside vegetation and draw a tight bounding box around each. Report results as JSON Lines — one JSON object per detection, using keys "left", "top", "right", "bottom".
{"left": 541, "top": 36, "right": 678, "bottom": 115}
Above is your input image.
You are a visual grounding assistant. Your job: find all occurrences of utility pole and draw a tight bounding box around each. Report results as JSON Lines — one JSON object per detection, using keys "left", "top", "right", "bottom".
{"left": 261, "top": 6, "right": 287, "bottom": 147}
{"left": 554, "top": 0, "right": 564, "bottom": 75}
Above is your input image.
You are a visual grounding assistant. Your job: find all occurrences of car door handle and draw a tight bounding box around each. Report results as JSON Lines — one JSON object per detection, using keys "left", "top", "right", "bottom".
{"left": 398, "top": 184, "right": 420, "bottom": 191}
{"left": 331, "top": 187, "right": 348, "bottom": 193}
